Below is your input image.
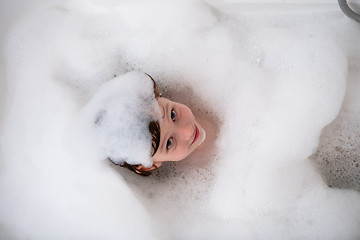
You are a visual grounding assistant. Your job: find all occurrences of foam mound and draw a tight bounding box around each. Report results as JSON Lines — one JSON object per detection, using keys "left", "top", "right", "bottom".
{"left": 82, "top": 71, "right": 161, "bottom": 167}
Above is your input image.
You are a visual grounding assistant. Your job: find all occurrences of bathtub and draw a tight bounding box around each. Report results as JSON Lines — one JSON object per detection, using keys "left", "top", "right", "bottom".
{"left": 0, "top": 0, "right": 360, "bottom": 239}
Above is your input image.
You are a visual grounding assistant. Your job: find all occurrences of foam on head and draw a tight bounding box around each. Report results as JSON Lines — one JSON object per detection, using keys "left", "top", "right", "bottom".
{"left": 81, "top": 71, "right": 161, "bottom": 167}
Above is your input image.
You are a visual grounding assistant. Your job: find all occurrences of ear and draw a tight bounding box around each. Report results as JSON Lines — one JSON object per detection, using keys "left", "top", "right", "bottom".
{"left": 135, "top": 162, "right": 162, "bottom": 172}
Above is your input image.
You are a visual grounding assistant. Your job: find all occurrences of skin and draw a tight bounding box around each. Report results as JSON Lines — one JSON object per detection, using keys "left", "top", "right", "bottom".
{"left": 137, "top": 97, "right": 206, "bottom": 171}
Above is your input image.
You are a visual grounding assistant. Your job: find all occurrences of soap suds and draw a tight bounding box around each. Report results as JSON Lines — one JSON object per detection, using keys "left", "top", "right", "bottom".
{"left": 1, "top": 1, "right": 360, "bottom": 239}
{"left": 81, "top": 71, "right": 161, "bottom": 167}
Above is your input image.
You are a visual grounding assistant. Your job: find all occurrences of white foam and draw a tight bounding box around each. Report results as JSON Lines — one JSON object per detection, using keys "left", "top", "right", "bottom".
{"left": 1, "top": 0, "right": 360, "bottom": 239}
{"left": 81, "top": 71, "right": 161, "bottom": 167}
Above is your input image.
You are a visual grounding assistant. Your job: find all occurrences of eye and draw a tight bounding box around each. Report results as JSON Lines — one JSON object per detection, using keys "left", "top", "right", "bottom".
{"left": 171, "top": 109, "right": 176, "bottom": 121}
{"left": 166, "top": 137, "right": 173, "bottom": 149}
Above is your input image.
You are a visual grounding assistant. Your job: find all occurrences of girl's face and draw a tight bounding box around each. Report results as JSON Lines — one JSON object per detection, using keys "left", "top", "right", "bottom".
{"left": 151, "top": 97, "right": 206, "bottom": 164}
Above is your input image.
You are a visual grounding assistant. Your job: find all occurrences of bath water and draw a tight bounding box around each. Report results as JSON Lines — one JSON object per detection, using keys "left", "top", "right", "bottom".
{"left": 1, "top": 0, "right": 360, "bottom": 239}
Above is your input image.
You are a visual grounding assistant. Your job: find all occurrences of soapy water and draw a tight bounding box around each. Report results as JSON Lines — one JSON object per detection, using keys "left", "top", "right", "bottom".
{"left": 1, "top": 0, "right": 360, "bottom": 239}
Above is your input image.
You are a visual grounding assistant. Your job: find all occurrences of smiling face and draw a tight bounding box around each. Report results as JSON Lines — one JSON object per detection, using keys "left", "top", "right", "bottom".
{"left": 151, "top": 97, "right": 206, "bottom": 164}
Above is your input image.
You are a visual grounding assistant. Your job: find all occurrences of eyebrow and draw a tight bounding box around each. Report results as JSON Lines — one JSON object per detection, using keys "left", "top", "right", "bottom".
{"left": 161, "top": 106, "right": 165, "bottom": 119}
{"left": 159, "top": 103, "right": 169, "bottom": 153}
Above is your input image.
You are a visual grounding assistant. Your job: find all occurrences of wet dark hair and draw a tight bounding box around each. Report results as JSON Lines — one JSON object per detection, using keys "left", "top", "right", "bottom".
{"left": 109, "top": 73, "right": 161, "bottom": 176}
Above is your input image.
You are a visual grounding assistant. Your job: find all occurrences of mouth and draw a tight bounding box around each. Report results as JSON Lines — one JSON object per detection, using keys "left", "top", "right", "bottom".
{"left": 191, "top": 124, "right": 199, "bottom": 145}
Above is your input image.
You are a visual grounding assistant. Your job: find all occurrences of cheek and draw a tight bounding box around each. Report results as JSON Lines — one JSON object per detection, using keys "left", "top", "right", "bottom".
{"left": 172, "top": 145, "right": 190, "bottom": 161}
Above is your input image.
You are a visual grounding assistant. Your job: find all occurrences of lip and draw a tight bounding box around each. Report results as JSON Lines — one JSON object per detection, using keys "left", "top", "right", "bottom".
{"left": 191, "top": 125, "right": 199, "bottom": 145}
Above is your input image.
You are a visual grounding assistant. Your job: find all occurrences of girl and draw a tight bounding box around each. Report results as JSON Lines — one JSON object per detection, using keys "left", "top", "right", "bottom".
{"left": 108, "top": 73, "right": 207, "bottom": 176}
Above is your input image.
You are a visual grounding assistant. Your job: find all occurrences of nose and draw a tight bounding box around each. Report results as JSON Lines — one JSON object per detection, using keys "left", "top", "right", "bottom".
{"left": 175, "top": 121, "right": 193, "bottom": 142}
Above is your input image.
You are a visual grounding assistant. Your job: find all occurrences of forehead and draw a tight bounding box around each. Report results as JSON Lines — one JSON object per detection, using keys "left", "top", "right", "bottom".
{"left": 157, "top": 97, "right": 171, "bottom": 108}
{"left": 152, "top": 98, "right": 169, "bottom": 161}
{"left": 153, "top": 97, "right": 181, "bottom": 162}
{"left": 157, "top": 97, "right": 174, "bottom": 120}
